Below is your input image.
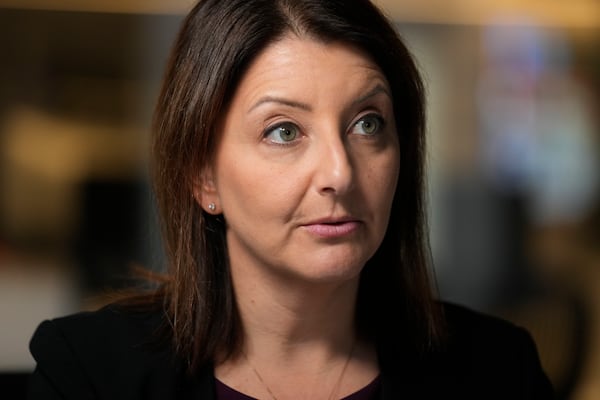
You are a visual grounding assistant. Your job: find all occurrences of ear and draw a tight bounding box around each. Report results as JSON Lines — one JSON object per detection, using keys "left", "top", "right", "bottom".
{"left": 192, "top": 166, "right": 221, "bottom": 214}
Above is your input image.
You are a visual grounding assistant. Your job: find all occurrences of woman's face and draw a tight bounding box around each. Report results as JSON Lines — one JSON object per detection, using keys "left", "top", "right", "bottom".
{"left": 201, "top": 36, "right": 400, "bottom": 285}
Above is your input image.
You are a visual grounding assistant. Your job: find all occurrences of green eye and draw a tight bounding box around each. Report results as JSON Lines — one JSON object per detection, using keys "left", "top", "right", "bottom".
{"left": 353, "top": 114, "right": 383, "bottom": 135}
{"left": 265, "top": 122, "right": 299, "bottom": 144}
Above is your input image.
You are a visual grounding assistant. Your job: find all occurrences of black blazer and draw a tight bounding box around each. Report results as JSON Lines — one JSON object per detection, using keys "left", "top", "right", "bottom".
{"left": 28, "top": 302, "right": 554, "bottom": 399}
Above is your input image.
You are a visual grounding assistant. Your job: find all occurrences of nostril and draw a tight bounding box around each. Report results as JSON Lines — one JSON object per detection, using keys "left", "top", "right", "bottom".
{"left": 320, "top": 186, "right": 336, "bottom": 194}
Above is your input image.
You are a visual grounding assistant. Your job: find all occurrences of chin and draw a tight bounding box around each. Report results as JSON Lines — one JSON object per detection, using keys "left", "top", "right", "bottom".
{"left": 297, "top": 258, "right": 367, "bottom": 284}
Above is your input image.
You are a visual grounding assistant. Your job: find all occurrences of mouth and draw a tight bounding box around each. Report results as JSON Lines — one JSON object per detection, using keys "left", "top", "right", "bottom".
{"left": 301, "top": 217, "right": 362, "bottom": 238}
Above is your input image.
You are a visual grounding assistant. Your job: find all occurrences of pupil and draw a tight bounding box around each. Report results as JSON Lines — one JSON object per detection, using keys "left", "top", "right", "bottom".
{"left": 280, "top": 127, "right": 294, "bottom": 140}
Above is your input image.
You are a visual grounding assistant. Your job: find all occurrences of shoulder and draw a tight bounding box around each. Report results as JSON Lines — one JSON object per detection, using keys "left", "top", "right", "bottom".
{"left": 430, "top": 302, "right": 554, "bottom": 398}
{"left": 32, "top": 302, "right": 159, "bottom": 337}
{"left": 441, "top": 301, "right": 533, "bottom": 348}
{"left": 379, "top": 302, "right": 554, "bottom": 399}
{"left": 28, "top": 303, "right": 212, "bottom": 399}
{"left": 30, "top": 303, "right": 167, "bottom": 368}
{"left": 439, "top": 302, "right": 549, "bottom": 369}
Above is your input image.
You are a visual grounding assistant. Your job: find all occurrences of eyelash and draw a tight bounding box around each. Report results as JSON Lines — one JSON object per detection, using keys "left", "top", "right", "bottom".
{"left": 262, "top": 112, "right": 386, "bottom": 146}
{"left": 262, "top": 121, "right": 302, "bottom": 146}
{"left": 352, "top": 113, "right": 385, "bottom": 136}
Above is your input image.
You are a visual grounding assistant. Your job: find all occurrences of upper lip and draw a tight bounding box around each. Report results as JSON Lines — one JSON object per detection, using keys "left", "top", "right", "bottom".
{"left": 301, "top": 215, "right": 360, "bottom": 225}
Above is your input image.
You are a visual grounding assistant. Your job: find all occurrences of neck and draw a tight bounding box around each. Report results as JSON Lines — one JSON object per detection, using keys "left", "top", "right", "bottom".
{"left": 215, "top": 262, "right": 379, "bottom": 399}
{"left": 234, "top": 263, "right": 359, "bottom": 347}
{"left": 215, "top": 258, "right": 378, "bottom": 400}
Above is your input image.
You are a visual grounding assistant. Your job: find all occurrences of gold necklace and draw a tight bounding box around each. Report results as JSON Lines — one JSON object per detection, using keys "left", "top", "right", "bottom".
{"left": 242, "top": 339, "right": 356, "bottom": 400}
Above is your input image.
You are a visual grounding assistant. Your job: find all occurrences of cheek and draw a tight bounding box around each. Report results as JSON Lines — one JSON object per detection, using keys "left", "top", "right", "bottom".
{"left": 217, "top": 159, "right": 305, "bottom": 220}
{"left": 365, "top": 151, "right": 400, "bottom": 203}
{"left": 388, "top": 158, "right": 401, "bottom": 196}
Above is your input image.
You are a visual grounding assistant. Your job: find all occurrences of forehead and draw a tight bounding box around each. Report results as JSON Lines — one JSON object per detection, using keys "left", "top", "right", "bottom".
{"left": 231, "top": 36, "right": 389, "bottom": 106}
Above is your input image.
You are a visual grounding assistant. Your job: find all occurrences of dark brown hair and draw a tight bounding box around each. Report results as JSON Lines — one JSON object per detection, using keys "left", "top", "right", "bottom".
{"left": 152, "top": 0, "right": 442, "bottom": 372}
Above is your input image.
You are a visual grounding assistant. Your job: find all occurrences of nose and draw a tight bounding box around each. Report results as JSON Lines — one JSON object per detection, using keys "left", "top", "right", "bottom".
{"left": 313, "top": 135, "right": 354, "bottom": 196}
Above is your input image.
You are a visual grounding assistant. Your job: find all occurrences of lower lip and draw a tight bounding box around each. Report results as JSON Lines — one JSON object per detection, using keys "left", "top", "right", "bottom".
{"left": 302, "top": 221, "right": 361, "bottom": 238}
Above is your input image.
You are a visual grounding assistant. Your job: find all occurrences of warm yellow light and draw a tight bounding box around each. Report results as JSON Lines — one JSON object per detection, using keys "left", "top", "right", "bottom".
{"left": 376, "top": 0, "right": 600, "bottom": 28}
{"left": 0, "top": 0, "right": 194, "bottom": 14}
{"left": 0, "top": 0, "right": 599, "bottom": 28}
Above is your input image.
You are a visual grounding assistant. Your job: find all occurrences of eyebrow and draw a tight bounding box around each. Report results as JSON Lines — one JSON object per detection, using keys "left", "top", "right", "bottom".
{"left": 248, "top": 83, "right": 392, "bottom": 114}
{"left": 248, "top": 97, "right": 312, "bottom": 113}
{"left": 352, "top": 84, "right": 392, "bottom": 106}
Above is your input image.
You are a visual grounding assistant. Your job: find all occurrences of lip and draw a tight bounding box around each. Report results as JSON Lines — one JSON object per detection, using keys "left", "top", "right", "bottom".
{"left": 300, "top": 217, "right": 362, "bottom": 239}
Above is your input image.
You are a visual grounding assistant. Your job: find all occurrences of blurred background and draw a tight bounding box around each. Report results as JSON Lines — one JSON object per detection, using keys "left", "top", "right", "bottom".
{"left": 0, "top": 1, "right": 598, "bottom": 399}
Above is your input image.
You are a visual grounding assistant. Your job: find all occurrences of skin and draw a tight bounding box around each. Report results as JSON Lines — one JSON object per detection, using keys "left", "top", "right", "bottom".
{"left": 196, "top": 35, "right": 400, "bottom": 399}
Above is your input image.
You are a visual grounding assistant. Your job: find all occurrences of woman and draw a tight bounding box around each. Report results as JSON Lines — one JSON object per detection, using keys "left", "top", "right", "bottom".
{"left": 28, "top": 0, "right": 554, "bottom": 399}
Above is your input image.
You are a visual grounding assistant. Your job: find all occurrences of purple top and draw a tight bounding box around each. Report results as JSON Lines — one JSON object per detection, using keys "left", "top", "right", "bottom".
{"left": 216, "top": 375, "right": 381, "bottom": 400}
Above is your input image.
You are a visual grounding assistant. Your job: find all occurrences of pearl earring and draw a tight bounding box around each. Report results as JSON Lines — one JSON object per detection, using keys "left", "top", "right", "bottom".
{"left": 208, "top": 203, "right": 216, "bottom": 212}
